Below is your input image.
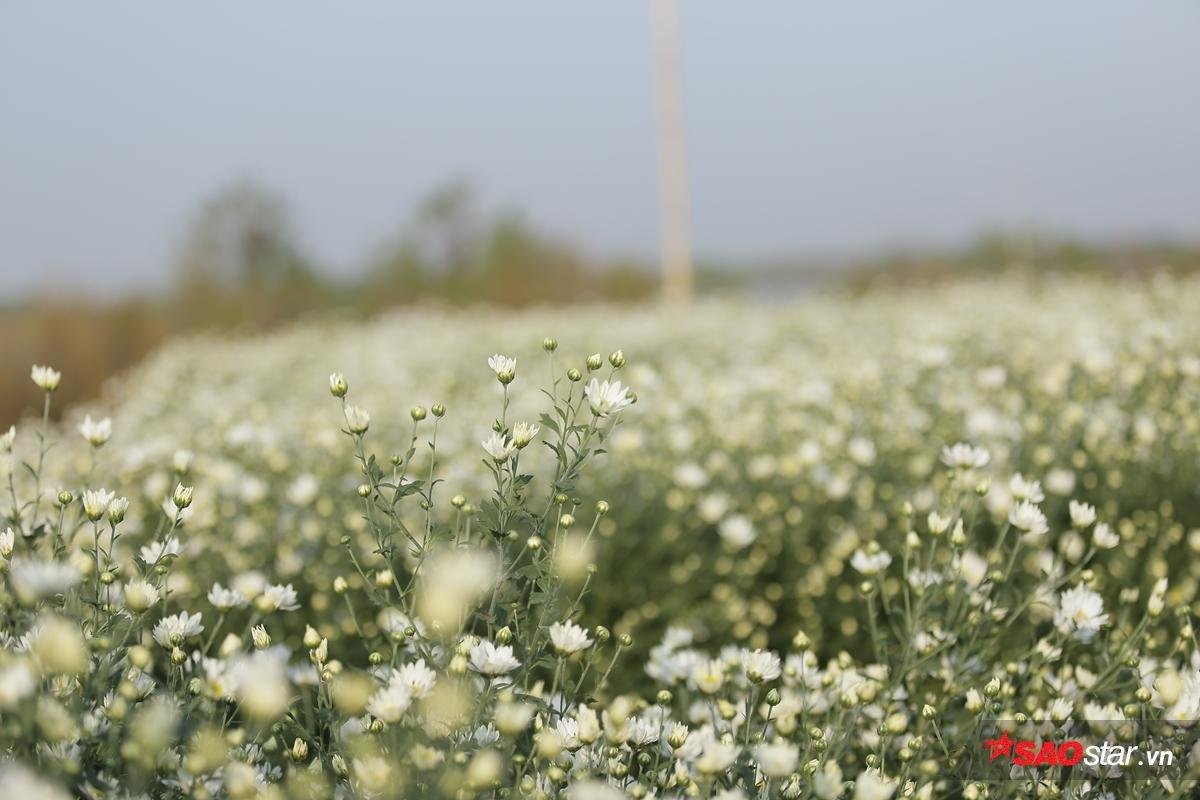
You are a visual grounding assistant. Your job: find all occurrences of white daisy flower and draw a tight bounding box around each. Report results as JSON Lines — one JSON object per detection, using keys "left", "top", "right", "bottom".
{"left": 81, "top": 488, "right": 116, "bottom": 522}
{"left": 1009, "top": 473, "right": 1045, "bottom": 504}
{"left": 584, "top": 378, "right": 634, "bottom": 417}
{"left": 78, "top": 415, "right": 112, "bottom": 447}
{"left": 940, "top": 442, "right": 990, "bottom": 470}
{"left": 208, "top": 583, "right": 249, "bottom": 610}
{"left": 1009, "top": 501, "right": 1049, "bottom": 539}
{"left": 511, "top": 421, "right": 540, "bottom": 448}
{"left": 367, "top": 682, "right": 413, "bottom": 724}
{"left": 30, "top": 364, "right": 62, "bottom": 392}
{"left": 548, "top": 621, "right": 593, "bottom": 655}
{"left": 259, "top": 583, "right": 300, "bottom": 612}
{"left": 1092, "top": 522, "right": 1119, "bottom": 549}
{"left": 0, "top": 527, "right": 15, "bottom": 558}
{"left": 1068, "top": 500, "right": 1097, "bottom": 529}
{"left": 1054, "top": 585, "right": 1109, "bottom": 642}
{"left": 487, "top": 354, "right": 516, "bottom": 378}
{"left": 153, "top": 611, "right": 204, "bottom": 647}
{"left": 481, "top": 432, "right": 516, "bottom": 463}
{"left": 469, "top": 640, "right": 521, "bottom": 676}
{"left": 853, "top": 770, "right": 897, "bottom": 800}
{"left": 739, "top": 649, "right": 781, "bottom": 683}
{"left": 391, "top": 659, "right": 438, "bottom": 698}
{"left": 139, "top": 537, "right": 182, "bottom": 565}
{"left": 850, "top": 548, "right": 892, "bottom": 576}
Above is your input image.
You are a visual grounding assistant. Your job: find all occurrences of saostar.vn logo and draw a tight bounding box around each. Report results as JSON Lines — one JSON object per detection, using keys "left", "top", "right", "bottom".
{"left": 982, "top": 732, "right": 1084, "bottom": 767}
{"left": 981, "top": 731, "right": 1173, "bottom": 769}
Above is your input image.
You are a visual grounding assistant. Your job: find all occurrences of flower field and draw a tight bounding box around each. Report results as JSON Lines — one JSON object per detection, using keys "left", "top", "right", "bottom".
{"left": 4, "top": 274, "right": 1200, "bottom": 798}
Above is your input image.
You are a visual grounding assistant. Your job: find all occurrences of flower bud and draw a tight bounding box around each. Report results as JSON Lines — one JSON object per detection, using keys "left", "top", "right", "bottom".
{"left": 586, "top": 354, "right": 603, "bottom": 371}
{"left": 303, "top": 625, "right": 321, "bottom": 649}
{"left": 252, "top": 625, "right": 271, "bottom": 650}
{"left": 608, "top": 350, "right": 625, "bottom": 368}
{"left": 567, "top": 368, "right": 582, "bottom": 382}
{"left": 107, "top": 497, "right": 129, "bottom": 525}
{"left": 344, "top": 405, "right": 370, "bottom": 434}
{"left": 542, "top": 337, "right": 558, "bottom": 352}
{"left": 106, "top": 696, "right": 128, "bottom": 721}
{"left": 431, "top": 403, "right": 446, "bottom": 418}
{"left": 172, "top": 483, "right": 194, "bottom": 510}
{"left": 329, "top": 373, "right": 348, "bottom": 398}
{"left": 219, "top": 634, "right": 242, "bottom": 658}
{"left": 129, "top": 645, "right": 152, "bottom": 669}
{"left": 410, "top": 405, "right": 427, "bottom": 421}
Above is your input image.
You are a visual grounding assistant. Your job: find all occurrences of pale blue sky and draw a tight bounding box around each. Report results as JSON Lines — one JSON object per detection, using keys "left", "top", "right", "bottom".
{"left": 3, "top": 2, "right": 1199, "bottom": 296}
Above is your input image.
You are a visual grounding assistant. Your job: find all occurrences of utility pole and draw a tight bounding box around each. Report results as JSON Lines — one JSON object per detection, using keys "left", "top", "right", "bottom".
{"left": 651, "top": 0, "right": 694, "bottom": 304}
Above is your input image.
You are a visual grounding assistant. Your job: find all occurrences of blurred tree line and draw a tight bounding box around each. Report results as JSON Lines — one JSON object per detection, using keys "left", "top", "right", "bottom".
{"left": 5, "top": 177, "right": 1200, "bottom": 425}
{"left": 841, "top": 234, "right": 1200, "bottom": 292}
{"left": 171, "top": 179, "right": 657, "bottom": 330}
{"left": 2, "top": 179, "right": 657, "bottom": 425}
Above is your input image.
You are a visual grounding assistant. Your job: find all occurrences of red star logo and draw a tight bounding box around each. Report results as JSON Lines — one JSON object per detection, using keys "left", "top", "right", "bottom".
{"left": 983, "top": 731, "right": 1013, "bottom": 761}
